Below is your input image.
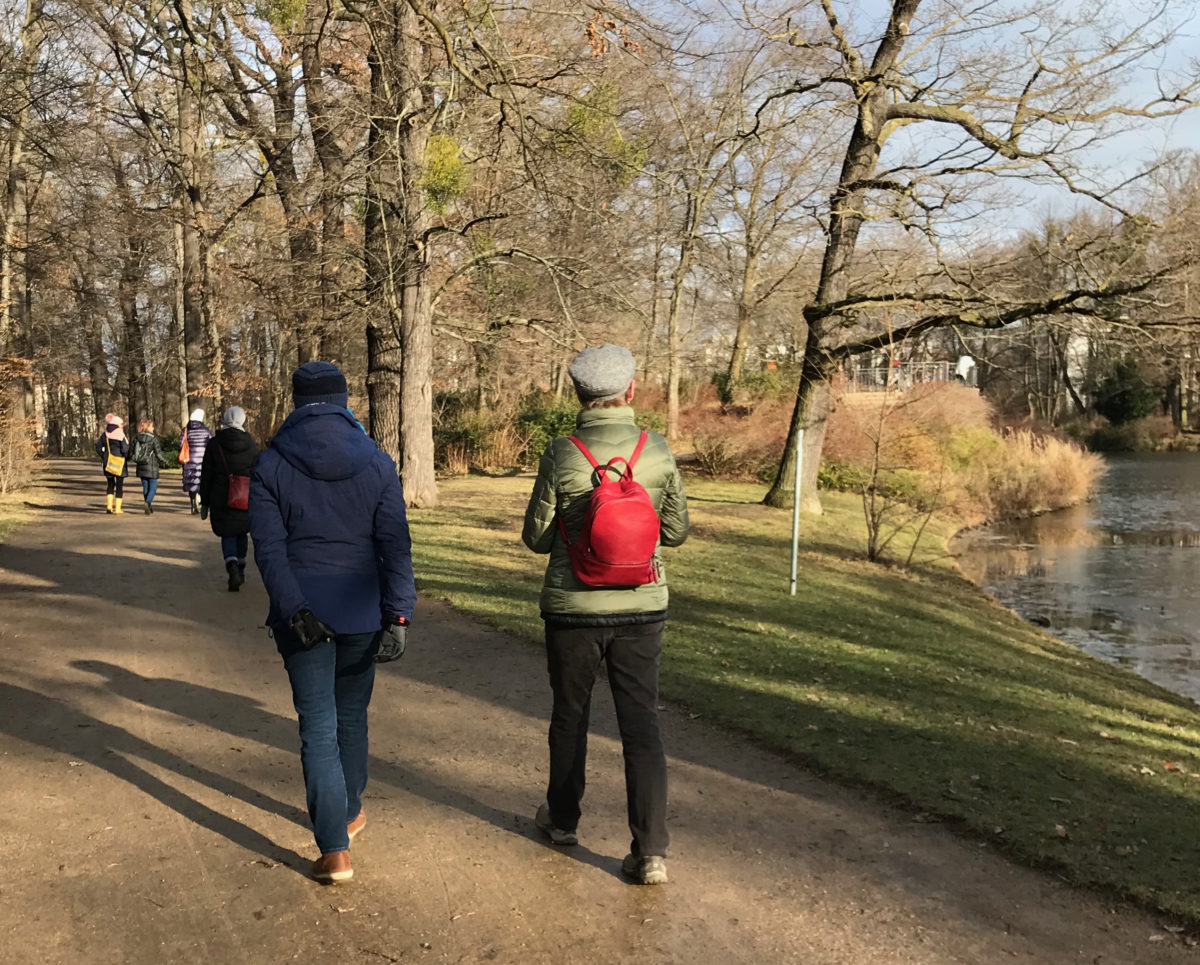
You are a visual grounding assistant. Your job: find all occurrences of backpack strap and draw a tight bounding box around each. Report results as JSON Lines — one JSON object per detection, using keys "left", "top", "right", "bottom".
{"left": 570, "top": 431, "right": 648, "bottom": 470}
{"left": 567, "top": 435, "right": 600, "bottom": 469}
{"left": 627, "top": 431, "right": 648, "bottom": 469}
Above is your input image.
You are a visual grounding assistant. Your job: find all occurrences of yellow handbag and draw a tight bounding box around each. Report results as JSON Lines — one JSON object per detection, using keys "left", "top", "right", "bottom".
{"left": 104, "top": 438, "right": 126, "bottom": 476}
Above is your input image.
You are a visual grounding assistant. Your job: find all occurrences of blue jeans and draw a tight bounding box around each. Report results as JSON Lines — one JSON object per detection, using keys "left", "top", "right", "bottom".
{"left": 279, "top": 629, "right": 380, "bottom": 854}
{"left": 220, "top": 534, "right": 248, "bottom": 562}
{"left": 141, "top": 478, "right": 158, "bottom": 503}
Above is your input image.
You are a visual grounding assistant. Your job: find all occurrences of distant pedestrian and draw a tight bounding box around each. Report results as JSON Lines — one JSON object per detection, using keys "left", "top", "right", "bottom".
{"left": 251, "top": 361, "right": 415, "bottom": 884}
{"left": 179, "top": 409, "right": 212, "bottom": 514}
{"left": 131, "top": 420, "right": 166, "bottom": 514}
{"left": 522, "top": 343, "right": 690, "bottom": 885}
{"left": 199, "top": 406, "right": 259, "bottom": 591}
{"left": 95, "top": 413, "right": 131, "bottom": 515}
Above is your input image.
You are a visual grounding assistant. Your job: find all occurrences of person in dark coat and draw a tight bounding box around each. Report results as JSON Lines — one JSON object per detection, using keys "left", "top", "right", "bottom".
{"left": 250, "top": 361, "right": 416, "bottom": 884}
{"left": 95, "top": 413, "right": 131, "bottom": 514}
{"left": 132, "top": 419, "right": 166, "bottom": 514}
{"left": 179, "top": 409, "right": 212, "bottom": 514}
{"left": 199, "top": 406, "right": 259, "bottom": 591}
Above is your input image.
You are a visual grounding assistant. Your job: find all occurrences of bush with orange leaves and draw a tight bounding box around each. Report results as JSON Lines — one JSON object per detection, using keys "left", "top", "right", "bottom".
{"left": 685, "top": 390, "right": 792, "bottom": 482}
{"left": 824, "top": 381, "right": 1103, "bottom": 527}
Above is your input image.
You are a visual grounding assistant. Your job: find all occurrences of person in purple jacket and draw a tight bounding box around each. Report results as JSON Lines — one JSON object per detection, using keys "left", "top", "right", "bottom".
{"left": 250, "top": 361, "right": 415, "bottom": 884}
{"left": 179, "top": 408, "right": 213, "bottom": 514}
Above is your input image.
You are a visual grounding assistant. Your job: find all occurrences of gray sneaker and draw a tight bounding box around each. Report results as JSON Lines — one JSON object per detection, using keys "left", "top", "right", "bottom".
{"left": 535, "top": 803, "right": 578, "bottom": 846}
{"left": 621, "top": 853, "right": 668, "bottom": 885}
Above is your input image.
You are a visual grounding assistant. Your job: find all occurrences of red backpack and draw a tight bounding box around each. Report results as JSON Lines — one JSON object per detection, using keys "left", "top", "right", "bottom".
{"left": 557, "top": 431, "right": 661, "bottom": 587}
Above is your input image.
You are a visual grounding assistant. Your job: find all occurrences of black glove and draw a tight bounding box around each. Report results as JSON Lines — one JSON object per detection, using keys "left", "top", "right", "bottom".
{"left": 376, "top": 616, "right": 409, "bottom": 663}
{"left": 291, "top": 609, "right": 337, "bottom": 650}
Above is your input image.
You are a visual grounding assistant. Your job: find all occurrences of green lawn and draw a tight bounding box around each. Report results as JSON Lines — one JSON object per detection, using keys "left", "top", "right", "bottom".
{"left": 409, "top": 474, "right": 1200, "bottom": 922}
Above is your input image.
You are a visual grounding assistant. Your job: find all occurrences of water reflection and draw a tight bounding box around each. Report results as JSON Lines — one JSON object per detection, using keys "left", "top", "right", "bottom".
{"left": 955, "top": 453, "right": 1200, "bottom": 702}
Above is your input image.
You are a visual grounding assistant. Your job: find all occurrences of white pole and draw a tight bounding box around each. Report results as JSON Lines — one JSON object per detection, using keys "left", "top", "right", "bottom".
{"left": 789, "top": 428, "right": 804, "bottom": 595}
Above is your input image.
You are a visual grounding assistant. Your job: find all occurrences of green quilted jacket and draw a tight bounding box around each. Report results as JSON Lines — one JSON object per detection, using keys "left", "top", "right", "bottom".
{"left": 522, "top": 406, "right": 690, "bottom": 621}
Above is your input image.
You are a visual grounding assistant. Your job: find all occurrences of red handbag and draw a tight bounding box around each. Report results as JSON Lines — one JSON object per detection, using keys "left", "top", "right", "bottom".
{"left": 217, "top": 444, "right": 250, "bottom": 511}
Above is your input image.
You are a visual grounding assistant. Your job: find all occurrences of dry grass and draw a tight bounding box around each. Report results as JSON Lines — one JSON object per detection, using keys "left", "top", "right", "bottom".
{"left": 983, "top": 430, "right": 1105, "bottom": 520}
{"left": 824, "top": 384, "right": 1103, "bottom": 525}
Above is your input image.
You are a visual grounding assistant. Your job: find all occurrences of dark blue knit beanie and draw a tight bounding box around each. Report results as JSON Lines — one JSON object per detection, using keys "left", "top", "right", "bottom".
{"left": 292, "top": 361, "right": 349, "bottom": 408}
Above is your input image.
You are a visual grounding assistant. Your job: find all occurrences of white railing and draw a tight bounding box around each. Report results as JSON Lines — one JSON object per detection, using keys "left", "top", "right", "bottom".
{"left": 847, "top": 360, "right": 963, "bottom": 391}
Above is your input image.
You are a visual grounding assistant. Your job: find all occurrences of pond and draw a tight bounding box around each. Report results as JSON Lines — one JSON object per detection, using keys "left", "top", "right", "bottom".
{"left": 954, "top": 452, "right": 1200, "bottom": 702}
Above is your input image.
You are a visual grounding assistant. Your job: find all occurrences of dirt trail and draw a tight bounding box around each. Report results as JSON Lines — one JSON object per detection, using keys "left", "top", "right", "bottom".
{"left": 0, "top": 460, "right": 1192, "bottom": 965}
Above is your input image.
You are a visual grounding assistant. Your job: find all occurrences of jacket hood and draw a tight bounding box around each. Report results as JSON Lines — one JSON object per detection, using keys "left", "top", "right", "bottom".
{"left": 215, "top": 425, "right": 257, "bottom": 455}
{"left": 271, "top": 404, "right": 379, "bottom": 481}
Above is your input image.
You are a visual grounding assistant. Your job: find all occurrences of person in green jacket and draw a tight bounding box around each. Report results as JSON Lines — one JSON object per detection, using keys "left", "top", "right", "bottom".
{"left": 522, "top": 343, "right": 689, "bottom": 886}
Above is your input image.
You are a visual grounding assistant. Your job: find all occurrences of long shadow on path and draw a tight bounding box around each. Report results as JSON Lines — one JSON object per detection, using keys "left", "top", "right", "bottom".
{"left": 69, "top": 660, "right": 623, "bottom": 880}
{"left": 0, "top": 681, "right": 308, "bottom": 875}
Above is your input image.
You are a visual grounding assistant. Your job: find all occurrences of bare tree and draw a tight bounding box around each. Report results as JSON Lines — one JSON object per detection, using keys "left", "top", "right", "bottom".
{"left": 1, "top": 0, "right": 49, "bottom": 418}
{"left": 753, "top": 0, "right": 1200, "bottom": 510}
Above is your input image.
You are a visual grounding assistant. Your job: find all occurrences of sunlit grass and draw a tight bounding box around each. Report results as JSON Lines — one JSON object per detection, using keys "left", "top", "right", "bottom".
{"left": 409, "top": 474, "right": 1200, "bottom": 921}
{"left": 0, "top": 474, "right": 48, "bottom": 544}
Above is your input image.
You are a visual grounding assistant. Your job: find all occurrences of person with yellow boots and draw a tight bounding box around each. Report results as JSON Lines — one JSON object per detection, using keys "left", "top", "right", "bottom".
{"left": 95, "top": 414, "right": 131, "bottom": 514}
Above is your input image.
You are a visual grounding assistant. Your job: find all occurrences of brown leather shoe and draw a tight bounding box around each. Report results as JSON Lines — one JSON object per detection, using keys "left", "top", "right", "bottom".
{"left": 311, "top": 851, "right": 353, "bottom": 883}
{"left": 347, "top": 810, "right": 366, "bottom": 842}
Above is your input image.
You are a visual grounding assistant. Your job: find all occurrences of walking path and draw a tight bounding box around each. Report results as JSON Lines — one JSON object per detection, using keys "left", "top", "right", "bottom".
{"left": 0, "top": 460, "right": 1193, "bottom": 964}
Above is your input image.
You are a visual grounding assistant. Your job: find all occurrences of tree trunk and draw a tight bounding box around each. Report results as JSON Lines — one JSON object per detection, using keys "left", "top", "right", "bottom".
{"left": 202, "top": 247, "right": 223, "bottom": 416}
{"left": 0, "top": 0, "right": 45, "bottom": 407}
{"left": 664, "top": 238, "right": 695, "bottom": 441}
{"left": 764, "top": 337, "right": 830, "bottom": 511}
{"left": 1047, "top": 325, "right": 1086, "bottom": 416}
{"left": 362, "top": 0, "right": 437, "bottom": 506}
{"left": 366, "top": 320, "right": 402, "bottom": 463}
{"left": 726, "top": 253, "right": 760, "bottom": 390}
{"left": 173, "top": 1, "right": 213, "bottom": 416}
{"left": 75, "top": 266, "right": 110, "bottom": 426}
{"left": 765, "top": 0, "right": 922, "bottom": 511}
{"left": 179, "top": 150, "right": 209, "bottom": 410}
{"left": 118, "top": 237, "right": 150, "bottom": 426}
{"left": 302, "top": 0, "right": 348, "bottom": 362}
{"left": 172, "top": 222, "right": 191, "bottom": 428}
{"left": 400, "top": 261, "right": 436, "bottom": 505}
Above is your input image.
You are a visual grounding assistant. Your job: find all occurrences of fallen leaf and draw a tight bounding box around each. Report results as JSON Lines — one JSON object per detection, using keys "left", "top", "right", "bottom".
{"left": 1055, "top": 824, "right": 1069, "bottom": 839}
{"left": 1163, "top": 761, "right": 1182, "bottom": 772}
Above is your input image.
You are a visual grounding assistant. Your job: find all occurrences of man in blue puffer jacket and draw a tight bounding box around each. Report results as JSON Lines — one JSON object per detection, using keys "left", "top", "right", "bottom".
{"left": 250, "top": 360, "right": 416, "bottom": 884}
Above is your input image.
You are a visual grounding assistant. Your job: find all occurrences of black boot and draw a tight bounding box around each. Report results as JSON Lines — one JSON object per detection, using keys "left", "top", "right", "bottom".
{"left": 237, "top": 559, "right": 247, "bottom": 587}
{"left": 226, "top": 560, "right": 244, "bottom": 592}
{"left": 189, "top": 493, "right": 197, "bottom": 514}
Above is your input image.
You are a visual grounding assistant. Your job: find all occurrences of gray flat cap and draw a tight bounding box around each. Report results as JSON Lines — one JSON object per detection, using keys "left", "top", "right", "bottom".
{"left": 568, "top": 343, "right": 636, "bottom": 401}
